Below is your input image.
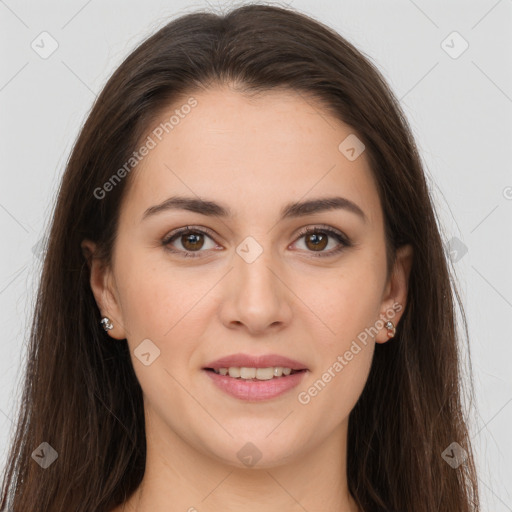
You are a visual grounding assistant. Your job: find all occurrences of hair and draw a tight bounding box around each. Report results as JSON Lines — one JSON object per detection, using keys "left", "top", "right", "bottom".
{"left": 1, "top": 3, "right": 480, "bottom": 511}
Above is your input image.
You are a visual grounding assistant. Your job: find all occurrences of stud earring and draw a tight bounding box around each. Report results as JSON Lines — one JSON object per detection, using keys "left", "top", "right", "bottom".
{"left": 100, "top": 317, "right": 114, "bottom": 331}
{"left": 385, "top": 320, "right": 396, "bottom": 339}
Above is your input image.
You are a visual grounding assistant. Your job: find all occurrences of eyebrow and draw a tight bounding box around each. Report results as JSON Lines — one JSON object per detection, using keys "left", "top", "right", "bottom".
{"left": 142, "top": 195, "right": 367, "bottom": 223}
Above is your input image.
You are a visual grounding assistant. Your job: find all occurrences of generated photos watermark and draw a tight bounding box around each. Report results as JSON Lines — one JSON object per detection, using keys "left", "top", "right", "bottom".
{"left": 93, "top": 96, "right": 198, "bottom": 200}
{"left": 297, "top": 301, "right": 403, "bottom": 405}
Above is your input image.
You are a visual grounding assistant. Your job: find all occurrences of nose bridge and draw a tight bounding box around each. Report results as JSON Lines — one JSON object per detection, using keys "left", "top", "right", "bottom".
{"left": 223, "top": 233, "right": 291, "bottom": 332}
{"left": 235, "top": 234, "right": 280, "bottom": 301}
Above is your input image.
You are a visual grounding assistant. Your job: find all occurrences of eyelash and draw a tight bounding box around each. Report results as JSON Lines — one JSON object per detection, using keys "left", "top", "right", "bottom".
{"left": 162, "top": 225, "right": 352, "bottom": 259}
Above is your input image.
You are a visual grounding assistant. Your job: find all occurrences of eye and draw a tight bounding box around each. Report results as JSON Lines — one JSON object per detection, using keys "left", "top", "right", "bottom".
{"left": 292, "top": 225, "right": 351, "bottom": 258}
{"left": 162, "top": 226, "right": 219, "bottom": 258}
{"left": 162, "top": 225, "right": 352, "bottom": 259}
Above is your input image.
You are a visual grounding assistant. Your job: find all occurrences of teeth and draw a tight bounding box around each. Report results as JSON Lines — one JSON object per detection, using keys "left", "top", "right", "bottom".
{"left": 240, "top": 367, "right": 256, "bottom": 379}
{"left": 213, "top": 367, "right": 298, "bottom": 380}
{"left": 273, "top": 367, "right": 283, "bottom": 377}
{"left": 228, "top": 367, "right": 241, "bottom": 378}
{"left": 254, "top": 368, "right": 274, "bottom": 380}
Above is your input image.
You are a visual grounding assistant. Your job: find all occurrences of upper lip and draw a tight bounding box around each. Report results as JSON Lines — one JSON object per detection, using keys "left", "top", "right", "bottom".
{"left": 204, "top": 353, "right": 308, "bottom": 370}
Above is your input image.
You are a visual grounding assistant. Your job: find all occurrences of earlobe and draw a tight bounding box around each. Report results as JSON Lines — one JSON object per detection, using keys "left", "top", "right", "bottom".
{"left": 376, "top": 243, "right": 414, "bottom": 344}
{"left": 80, "top": 239, "right": 127, "bottom": 340}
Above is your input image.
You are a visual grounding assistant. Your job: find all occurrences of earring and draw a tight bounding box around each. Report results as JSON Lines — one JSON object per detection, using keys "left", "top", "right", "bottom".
{"left": 100, "top": 317, "right": 114, "bottom": 331}
{"left": 385, "top": 321, "right": 396, "bottom": 339}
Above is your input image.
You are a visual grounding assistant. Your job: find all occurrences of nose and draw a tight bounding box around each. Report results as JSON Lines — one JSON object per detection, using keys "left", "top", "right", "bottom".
{"left": 218, "top": 244, "right": 293, "bottom": 336}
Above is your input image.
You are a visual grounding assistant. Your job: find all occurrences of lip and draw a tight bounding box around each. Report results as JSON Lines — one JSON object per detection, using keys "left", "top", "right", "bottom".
{"left": 204, "top": 368, "right": 308, "bottom": 401}
{"left": 203, "top": 353, "right": 308, "bottom": 371}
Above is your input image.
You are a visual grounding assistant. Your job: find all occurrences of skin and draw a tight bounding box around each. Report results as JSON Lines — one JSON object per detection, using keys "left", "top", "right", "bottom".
{"left": 82, "top": 85, "right": 413, "bottom": 512}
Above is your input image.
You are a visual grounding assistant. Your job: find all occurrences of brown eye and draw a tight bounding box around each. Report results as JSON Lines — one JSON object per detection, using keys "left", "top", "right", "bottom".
{"left": 293, "top": 226, "right": 351, "bottom": 258}
{"left": 304, "top": 231, "right": 328, "bottom": 252}
{"left": 180, "top": 232, "right": 205, "bottom": 251}
{"left": 163, "top": 227, "right": 218, "bottom": 258}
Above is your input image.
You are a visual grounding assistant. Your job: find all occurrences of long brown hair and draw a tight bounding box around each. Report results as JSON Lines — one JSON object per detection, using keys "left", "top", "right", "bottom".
{"left": 0, "top": 4, "right": 480, "bottom": 511}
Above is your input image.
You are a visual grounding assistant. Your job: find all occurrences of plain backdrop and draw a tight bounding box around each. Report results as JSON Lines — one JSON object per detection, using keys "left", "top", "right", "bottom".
{"left": 1, "top": 0, "right": 511, "bottom": 509}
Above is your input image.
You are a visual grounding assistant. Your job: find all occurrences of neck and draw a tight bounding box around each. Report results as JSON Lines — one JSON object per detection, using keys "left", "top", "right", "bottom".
{"left": 118, "top": 410, "right": 360, "bottom": 512}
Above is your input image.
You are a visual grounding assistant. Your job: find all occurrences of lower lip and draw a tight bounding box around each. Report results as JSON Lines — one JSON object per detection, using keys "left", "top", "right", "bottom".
{"left": 203, "top": 369, "right": 308, "bottom": 401}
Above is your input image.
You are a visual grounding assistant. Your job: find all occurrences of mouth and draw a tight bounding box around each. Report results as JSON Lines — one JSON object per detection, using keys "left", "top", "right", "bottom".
{"left": 203, "top": 367, "right": 307, "bottom": 380}
{"left": 202, "top": 366, "right": 308, "bottom": 401}
{"left": 202, "top": 353, "right": 309, "bottom": 401}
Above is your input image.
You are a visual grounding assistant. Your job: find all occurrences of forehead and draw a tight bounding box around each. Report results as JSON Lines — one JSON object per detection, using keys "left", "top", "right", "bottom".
{"left": 121, "top": 85, "right": 381, "bottom": 227}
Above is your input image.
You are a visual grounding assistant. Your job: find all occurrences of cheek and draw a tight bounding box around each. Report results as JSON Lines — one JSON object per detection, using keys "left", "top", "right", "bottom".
{"left": 298, "top": 261, "right": 384, "bottom": 348}
{"left": 297, "top": 255, "right": 384, "bottom": 417}
{"left": 115, "top": 249, "right": 216, "bottom": 361}
{"left": 116, "top": 264, "right": 173, "bottom": 336}
{"left": 114, "top": 247, "right": 185, "bottom": 330}
{"left": 296, "top": 272, "right": 379, "bottom": 423}
{"left": 298, "top": 341, "right": 374, "bottom": 433}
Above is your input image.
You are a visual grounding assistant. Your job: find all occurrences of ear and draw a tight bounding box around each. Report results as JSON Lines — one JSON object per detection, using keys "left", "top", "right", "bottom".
{"left": 375, "top": 244, "right": 413, "bottom": 344}
{"left": 81, "top": 239, "right": 127, "bottom": 340}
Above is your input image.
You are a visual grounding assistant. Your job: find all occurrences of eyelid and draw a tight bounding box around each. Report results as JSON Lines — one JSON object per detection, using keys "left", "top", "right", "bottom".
{"left": 162, "top": 225, "right": 217, "bottom": 243}
{"left": 291, "top": 225, "right": 351, "bottom": 257}
{"left": 162, "top": 224, "right": 352, "bottom": 258}
{"left": 293, "top": 224, "right": 349, "bottom": 242}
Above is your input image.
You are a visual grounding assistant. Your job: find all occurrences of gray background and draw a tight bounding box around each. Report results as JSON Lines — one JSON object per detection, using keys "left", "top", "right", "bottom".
{"left": 1, "top": 0, "right": 511, "bottom": 509}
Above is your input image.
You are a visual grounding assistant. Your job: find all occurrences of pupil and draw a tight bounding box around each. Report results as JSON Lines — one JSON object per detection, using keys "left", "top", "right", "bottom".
{"left": 184, "top": 233, "right": 203, "bottom": 250}
{"left": 307, "top": 233, "right": 326, "bottom": 251}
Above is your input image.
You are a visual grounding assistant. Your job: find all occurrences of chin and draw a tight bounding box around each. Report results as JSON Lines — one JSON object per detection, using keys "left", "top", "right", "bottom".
{"left": 200, "top": 432, "right": 303, "bottom": 470}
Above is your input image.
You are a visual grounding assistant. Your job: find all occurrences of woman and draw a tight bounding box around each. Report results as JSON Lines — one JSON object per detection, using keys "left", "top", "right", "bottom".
{"left": 0, "top": 4, "right": 480, "bottom": 511}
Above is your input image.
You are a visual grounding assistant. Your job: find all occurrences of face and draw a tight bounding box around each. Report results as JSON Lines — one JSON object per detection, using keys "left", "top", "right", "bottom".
{"left": 83, "top": 85, "right": 412, "bottom": 469}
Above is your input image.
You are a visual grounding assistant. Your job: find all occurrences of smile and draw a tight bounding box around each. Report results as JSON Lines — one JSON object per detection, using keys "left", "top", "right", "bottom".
{"left": 203, "top": 367, "right": 308, "bottom": 401}
{"left": 210, "top": 366, "right": 301, "bottom": 380}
